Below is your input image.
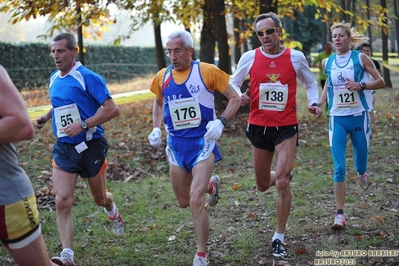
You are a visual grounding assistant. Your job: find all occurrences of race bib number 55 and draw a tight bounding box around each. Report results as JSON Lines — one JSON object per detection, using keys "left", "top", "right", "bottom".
{"left": 54, "top": 103, "right": 81, "bottom": 138}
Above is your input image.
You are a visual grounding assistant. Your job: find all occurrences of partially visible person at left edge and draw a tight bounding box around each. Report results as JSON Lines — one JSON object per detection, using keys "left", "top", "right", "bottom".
{"left": 34, "top": 32, "right": 125, "bottom": 266}
{"left": 0, "top": 65, "right": 57, "bottom": 266}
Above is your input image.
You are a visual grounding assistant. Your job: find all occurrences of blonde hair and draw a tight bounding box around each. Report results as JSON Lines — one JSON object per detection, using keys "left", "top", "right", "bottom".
{"left": 330, "top": 21, "right": 369, "bottom": 49}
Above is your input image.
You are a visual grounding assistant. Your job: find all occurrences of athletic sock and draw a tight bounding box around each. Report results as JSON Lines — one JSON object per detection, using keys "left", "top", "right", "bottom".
{"left": 207, "top": 181, "right": 214, "bottom": 194}
{"left": 197, "top": 252, "right": 206, "bottom": 258}
{"left": 272, "top": 232, "right": 285, "bottom": 244}
{"left": 104, "top": 203, "right": 116, "bottom": 217}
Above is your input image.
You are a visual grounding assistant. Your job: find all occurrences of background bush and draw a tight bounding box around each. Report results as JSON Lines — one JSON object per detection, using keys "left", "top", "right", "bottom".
{"left": 0, "top": 42, "right": 159, "bottom": 90}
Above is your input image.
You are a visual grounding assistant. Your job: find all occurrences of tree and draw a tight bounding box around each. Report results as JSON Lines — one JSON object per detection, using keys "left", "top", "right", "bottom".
{"left": 282, "top": 5, "right": 321, "bottom": 57}
{"left": 214, "top": 0, "right": 231, "bottom": 74}
{"left": 380, "top": 0, "right": 392, "bottom": 87}
{"left": 0, "top": 0, "right": 114, "bottom": 65}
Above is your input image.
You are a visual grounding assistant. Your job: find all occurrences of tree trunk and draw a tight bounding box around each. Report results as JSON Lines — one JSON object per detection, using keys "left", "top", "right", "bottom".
{"left": 200, "top": 0, "right": 215, "bottom": 63}
{"left": 213, "top": 0, "right": 231, "bottom": 112}
{"left": 153, "top": 20, "right": 166, "bottom": 70}
{"left": 77, "top": 5, "right": 84, "bottom": 65}
{"left": 394, "top": 0, "right": 399, "bottom": 54}
{"left": 366, "top": 0, "right": 372, "bottom": 47}
{"left": 214, "top": 0, "right": 230, "bottom": 74}
{"left": 233, "top": 16, "right": 241, "bottom": 66}
{"left": 381, "top": 0, "right": 392, "bottom": 88}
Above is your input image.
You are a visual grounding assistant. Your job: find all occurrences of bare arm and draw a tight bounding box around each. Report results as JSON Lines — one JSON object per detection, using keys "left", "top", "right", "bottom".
{"left": 35, "top": 108, "right": 53, "bottom": 129}
{"left": 0, "top": 65, "right": 34, "bottom": 143}
{"left": 85, "top": 98, "right": 120, "bottom": 127}
{"left": 152, "top": 97, "right": 164, "bottom": 128}
{"left": 219, "top": 84, "right": 241, "bottom": 121}
{"left": 361, "top": 54, "right": 385, "bottom": 90}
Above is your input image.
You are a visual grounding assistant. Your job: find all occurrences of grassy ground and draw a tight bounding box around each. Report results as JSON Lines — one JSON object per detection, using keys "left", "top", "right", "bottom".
{"left": 1, "top": 76, "right": 399, "bottom": 266}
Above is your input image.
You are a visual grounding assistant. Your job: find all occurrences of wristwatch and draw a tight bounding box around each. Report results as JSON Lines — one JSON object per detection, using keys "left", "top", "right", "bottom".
{"left": 219, "top": 117, "right": 228, "bottom": 126}
{"left": 359, "top": 82, "right": 367, "bottom": 90}
{"left": 311, "top": 103, "right": 320, "bottom": 108}
{"left": 81, "top": 120, "right": 89, "bottom": 131}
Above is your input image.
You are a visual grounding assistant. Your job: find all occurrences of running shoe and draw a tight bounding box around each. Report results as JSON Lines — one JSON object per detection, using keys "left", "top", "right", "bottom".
{"left": 331, "top": 214, "right": 345, "bottom": 229}
{"left": 193, "top": 255, "right": 209, "bottom": 266}
{"left": 107, "top": 203, "right": 125, "bottom": 236}
{"left": 272, "top": 239, "right": 287, "bottom": 258}
{"left": 206, "top": 175, "right": 221, "bottom": 207}
{"left": 289, "top": 172, "right": 294, "bottom": 181}
{"left": 358, "top": 173, "right": 370, "bottom": 190}
{"left": 52, "top": 250, "right": 76, "bottom": 266}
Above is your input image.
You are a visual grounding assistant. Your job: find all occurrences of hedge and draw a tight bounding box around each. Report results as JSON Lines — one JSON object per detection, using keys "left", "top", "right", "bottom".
{"left": 0, "top": 42, "right": 159, "bottom": 90}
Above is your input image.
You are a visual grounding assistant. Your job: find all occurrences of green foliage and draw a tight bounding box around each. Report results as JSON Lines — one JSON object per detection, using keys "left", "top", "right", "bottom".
{"left": 282, "top": 5, "right": 321, "bottom": 56}
{"left": 0, "top": 42, "right": 160, "bottom": 90}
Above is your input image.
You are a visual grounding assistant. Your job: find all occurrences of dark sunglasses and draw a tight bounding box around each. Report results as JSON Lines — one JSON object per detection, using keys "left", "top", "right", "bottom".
{"left": 256, "top": 27, "right": 279, "bottom": 37}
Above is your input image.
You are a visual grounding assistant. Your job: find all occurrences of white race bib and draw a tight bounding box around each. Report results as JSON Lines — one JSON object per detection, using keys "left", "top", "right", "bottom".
{"left": 332, "top": 85, "right": 360, "bottom": 110}
{"left": 258, "top": 83, "right": 288, "bottom": 111}
{"left": 168, "top": 97, "right": 201, "bottom": 130}
{"left": 54, "top": 103, "right": 81, "bottom": 138}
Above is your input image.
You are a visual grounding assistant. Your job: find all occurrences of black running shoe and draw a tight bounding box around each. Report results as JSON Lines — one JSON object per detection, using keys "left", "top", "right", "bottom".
{"left": 272, "top": 239, "right": 287, "bottom": 258}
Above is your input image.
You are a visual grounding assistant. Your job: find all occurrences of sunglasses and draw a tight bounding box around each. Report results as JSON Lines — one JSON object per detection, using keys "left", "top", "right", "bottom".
{"left": 256, "top": 27, "right": 279, "bottom": 37}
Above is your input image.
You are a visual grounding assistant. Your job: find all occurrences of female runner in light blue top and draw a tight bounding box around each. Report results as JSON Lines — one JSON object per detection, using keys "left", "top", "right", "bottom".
{"left": 320, "top": 21, "right": 385, "bottom": 229}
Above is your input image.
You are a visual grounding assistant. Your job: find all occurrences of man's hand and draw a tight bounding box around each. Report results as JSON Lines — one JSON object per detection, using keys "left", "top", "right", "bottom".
{"left": 148, "top": 127, "right": 162, "bottom": 147}
{"left": 35, "top": 115, "right": 48, "bottom": 129}
{"left": 308, "top": 105, "right": 323, "bottom": 118}
{"left": 240, "top": 89, "right": 250, "bottom": 106}
{"left": 204, "top": 120, "right": 224, "bottom": 141}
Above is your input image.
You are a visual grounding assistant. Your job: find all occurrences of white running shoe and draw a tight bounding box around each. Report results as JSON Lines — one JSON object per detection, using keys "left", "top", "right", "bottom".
{"left": 193, "top": 255, "right": 209, "bottom": 266}
{"left": 106, "top": 203, "right": 125, "bottom": 236}
{"left": 358, "top": 173, "right": 370, "bottom": 190}
{"left": 206, "top": 175, "right": 221, "bottom": 207}
{"left": 331, "top": 214, "right": 345, "bottom": 229}
{"left": 51, "top": 250, "right": 76, "bottom": 266}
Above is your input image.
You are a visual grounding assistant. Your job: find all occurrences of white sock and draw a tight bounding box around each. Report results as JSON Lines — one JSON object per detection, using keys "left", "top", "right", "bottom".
{"left": 272, "top": 232, "right": 284, "bottom": 244}
{"left": 104, "top": 203, "right": 116, "bottom": 217}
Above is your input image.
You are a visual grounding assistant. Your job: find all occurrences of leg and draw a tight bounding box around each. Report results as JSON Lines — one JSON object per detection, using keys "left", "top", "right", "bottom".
{"left": 329, "top": 116, "right": 349, "bottom": 228}
{"left": 350, "top": 112, "right": 370, "bottom": 176}
{"left": 274, "top": 135, "right": 296, "bottom": 234}
{"left": 51, "top": 167, "right": 78, "bottom": 250}
{"left": 87, "top": 167, "right": 113, "bottom": 210}
{"left": 191, "top": 155, "right": 215, "bottom": 253}
{"left": 169, "top": 155, "right": 215, "bottom": 254}
{"left": 87, "top": 166, "right": 125, "bottom": 236}
{"left": 7, "top": 234, "right": 57, "bottom": 266}
{"left": 350, "top": 112, "right": 371, "bottom": 189}
{"left": 252, "top": 146, "right": 275, "bottom": 191}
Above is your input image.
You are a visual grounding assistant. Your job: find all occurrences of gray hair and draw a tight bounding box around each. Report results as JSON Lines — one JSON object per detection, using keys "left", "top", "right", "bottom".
{"left": 168, "top": 30, "right": 193, "bottom": 48}
{"left": 254, "top": 12, "right": 282, "bottom": 31}
{"left": 52, "top": 33, "right": 77, "bottom": 51}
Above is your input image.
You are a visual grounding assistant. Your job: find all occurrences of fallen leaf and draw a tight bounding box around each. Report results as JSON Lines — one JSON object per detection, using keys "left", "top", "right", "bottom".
{"left": 375, "top": 215, "right": 384, "bottom": 224}
{"left": 295, "top": 247, "right": 307, "bottom": 255}
{"left": 231, "top": 183, "right": 241, "bottom": 190}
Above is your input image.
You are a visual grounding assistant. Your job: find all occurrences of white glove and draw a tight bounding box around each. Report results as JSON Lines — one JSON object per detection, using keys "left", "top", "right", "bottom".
{"left": 148, "top": 127, "right": 162, "bottom": 147}
{"left": 204, "top": 120, "right": 224, "bottom": 141}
